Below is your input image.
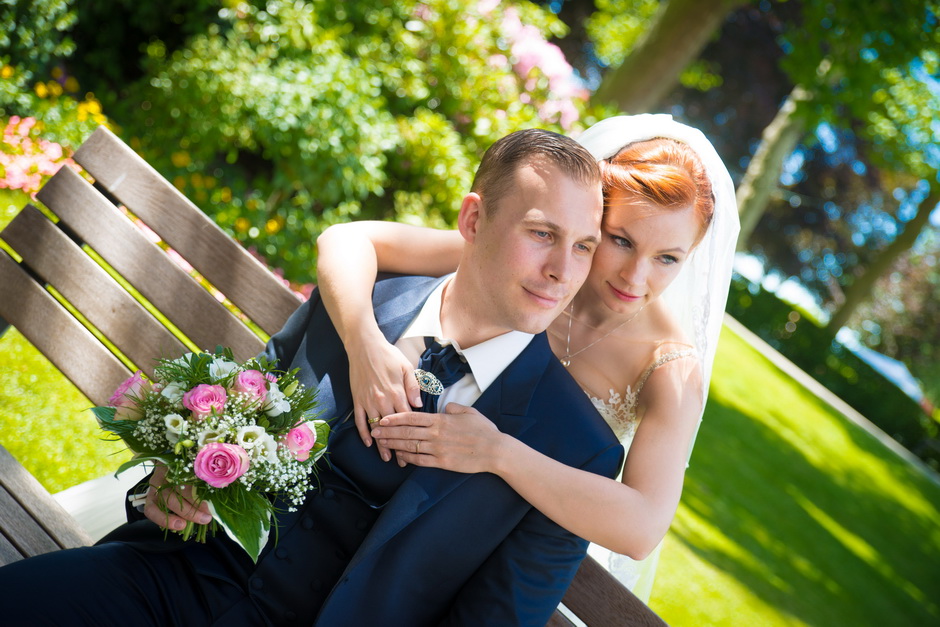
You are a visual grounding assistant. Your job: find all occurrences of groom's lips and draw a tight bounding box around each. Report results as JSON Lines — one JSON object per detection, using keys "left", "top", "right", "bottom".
{"left": 523, "top": 287, "right": 565, "bottom": 308}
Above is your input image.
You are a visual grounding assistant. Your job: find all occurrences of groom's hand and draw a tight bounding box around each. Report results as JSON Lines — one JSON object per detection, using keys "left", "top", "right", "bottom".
{"left": 143, "top": 463, "right": 212, "bottom": 531}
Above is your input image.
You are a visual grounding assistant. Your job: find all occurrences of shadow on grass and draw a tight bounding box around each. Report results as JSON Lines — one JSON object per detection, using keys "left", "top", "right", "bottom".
{"left": 674, "top": 388, "right": 940, "bottom": 626}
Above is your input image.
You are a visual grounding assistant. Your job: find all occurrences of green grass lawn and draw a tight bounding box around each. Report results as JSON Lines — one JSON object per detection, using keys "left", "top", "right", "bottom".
{"left": 652, "top": 326, "right": 940, "bottom": 625}
{"left": 2, "top": 192, "right": 938, "bottom": 624}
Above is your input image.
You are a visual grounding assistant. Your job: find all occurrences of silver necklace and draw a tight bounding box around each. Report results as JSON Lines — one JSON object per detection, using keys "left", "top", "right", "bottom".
{"left": 561, "top": 303, "right": 645, "bottom": 367}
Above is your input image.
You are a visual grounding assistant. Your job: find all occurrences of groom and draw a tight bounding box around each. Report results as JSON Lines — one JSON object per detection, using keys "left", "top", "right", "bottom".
{"left": 0, "top": 129, "right": 624, "bottom": 626}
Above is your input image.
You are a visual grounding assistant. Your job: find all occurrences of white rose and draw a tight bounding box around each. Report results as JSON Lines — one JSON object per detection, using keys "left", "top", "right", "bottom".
{"left": 161, "top": 382, "right": 186, "bottom": 405}
{"left": 164, "top": 413, "right": 185, "bottom": 444}
{"left": 209, "top": 358, "right": 239, "bottom": 382}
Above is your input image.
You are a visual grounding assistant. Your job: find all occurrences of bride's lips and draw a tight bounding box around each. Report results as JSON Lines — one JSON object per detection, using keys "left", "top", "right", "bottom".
{"left": 608, "top": 283, "right": 642, "bottom": 302}
{"left": 523, "top": 287, "right": 565, "bottom": 309}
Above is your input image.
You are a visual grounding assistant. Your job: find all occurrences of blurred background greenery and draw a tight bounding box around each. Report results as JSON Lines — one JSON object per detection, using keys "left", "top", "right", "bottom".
{"left": 1, "top": 0, "right": 939, "bottom": 624}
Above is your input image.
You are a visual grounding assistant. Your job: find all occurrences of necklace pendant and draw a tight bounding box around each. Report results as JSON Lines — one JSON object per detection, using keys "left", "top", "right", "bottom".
{"left": 560, "top": 358, "right": 571, "bottom": 368}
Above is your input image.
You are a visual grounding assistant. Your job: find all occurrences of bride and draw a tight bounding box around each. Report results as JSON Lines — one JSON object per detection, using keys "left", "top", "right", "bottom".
{"left": 315, "top": 114, "right": 739, "bottom": 600}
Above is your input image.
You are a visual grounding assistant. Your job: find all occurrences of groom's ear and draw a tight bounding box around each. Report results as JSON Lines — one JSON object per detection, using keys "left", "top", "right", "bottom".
{"left": 457, "top": 192, "right": 484, "bottom": 243}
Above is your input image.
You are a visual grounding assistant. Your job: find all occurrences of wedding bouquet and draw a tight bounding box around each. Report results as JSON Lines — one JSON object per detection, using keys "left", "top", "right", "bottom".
{"left": 93, "top": 347, "right": 329, "bottom": 562}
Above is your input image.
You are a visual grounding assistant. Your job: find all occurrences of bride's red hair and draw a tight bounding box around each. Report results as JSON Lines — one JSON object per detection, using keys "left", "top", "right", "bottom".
{"left": 600, "top": 138, "right": 714, "bottom": 243}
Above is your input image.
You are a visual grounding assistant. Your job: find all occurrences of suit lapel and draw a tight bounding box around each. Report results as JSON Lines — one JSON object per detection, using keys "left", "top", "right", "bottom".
{"left": 346, "top": 333, "right": 553, "bottom": 570}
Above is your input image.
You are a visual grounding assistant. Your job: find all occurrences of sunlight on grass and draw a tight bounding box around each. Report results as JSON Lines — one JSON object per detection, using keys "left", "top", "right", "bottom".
{"left": 652, "top": 325, "right": 940, "bottom": 626}
{"left": 0, "top": 329, "right": 130, "bottom": 493}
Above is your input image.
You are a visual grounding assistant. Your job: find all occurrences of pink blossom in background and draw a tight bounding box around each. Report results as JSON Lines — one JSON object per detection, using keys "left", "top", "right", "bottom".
{"left": 0, "top": 116, "right": 79, "bottom": 197}
{"left": 491, "top": 5, "right": 587, "bottom": 130}
{"left": 231, "top": 369, "right": 269, "bottom": 404}
{"left": 183, "top": 384, "right": 228, "bottom": 420}
{"left": 194, "top": 442, "right": 250, "bottom": 488}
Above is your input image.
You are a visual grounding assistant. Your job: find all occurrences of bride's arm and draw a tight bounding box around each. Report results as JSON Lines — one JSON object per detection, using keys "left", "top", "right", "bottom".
{"left": 315, "top": 221, "right": 463, "bottom": 453}
{"left": 372, "top": 358, "right": 703, "bottom": 558}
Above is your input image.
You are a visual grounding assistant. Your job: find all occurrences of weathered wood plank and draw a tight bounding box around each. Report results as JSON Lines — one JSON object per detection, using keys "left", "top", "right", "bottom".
{"left": 0, "top": 251, "right": 130, "bottom": 407}
{"left": 561, "top": 555, "right": 668, "bottom": 626}
{"left": 2, "top": 205, "right": 187, "bottom": 375}
{"left": 0, "top": 445, "right": 92, "bottom": 566}
{"left": 0, "top": 531, "right": 23, "bottom": 566}
{"left": 74, "top": 127, "right": 300, "bottom": 335}
{"left": 36, "top": 167, "right": 266, "bottom": 362}
{"left": 548, "top": 609, "right": 578, "bottom": 627}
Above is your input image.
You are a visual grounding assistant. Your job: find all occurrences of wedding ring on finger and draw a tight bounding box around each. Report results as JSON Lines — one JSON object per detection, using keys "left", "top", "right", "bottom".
{"left": 368, "top": 416, "right": 381, "bottom": 425}
{"left": 414, "top": 440, "right": 420, "bottom": 454}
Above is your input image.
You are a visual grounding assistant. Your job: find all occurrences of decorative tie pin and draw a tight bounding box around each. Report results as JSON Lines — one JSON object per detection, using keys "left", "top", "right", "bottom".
{"left": 414, "top": 369, "right": 444, "bottom": 395}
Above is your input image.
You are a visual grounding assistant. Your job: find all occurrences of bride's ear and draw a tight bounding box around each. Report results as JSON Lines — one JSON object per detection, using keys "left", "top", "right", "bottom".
{"left": 457, "top": 192, "right": 484, "bottom": 243}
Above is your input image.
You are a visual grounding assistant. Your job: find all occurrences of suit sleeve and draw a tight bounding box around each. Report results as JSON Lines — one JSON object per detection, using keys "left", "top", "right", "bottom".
{"left": 441, "top": 442, "right": 624, "bottom": 626}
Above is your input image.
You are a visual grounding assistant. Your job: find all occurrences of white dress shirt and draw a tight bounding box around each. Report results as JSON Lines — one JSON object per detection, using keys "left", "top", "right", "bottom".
{"left": 396, "top": 276, "right": 534, "bottom": 410}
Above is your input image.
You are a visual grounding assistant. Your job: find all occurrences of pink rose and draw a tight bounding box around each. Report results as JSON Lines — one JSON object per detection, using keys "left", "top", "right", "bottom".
{"left": 283, "top": 423, "right": 317, "bottom": 462}
{"left": 108, "top": 370, "right": 151, "bottom": 421}
{"left": 230, "top": 369, "right": 268, "bottom": 404}
{"left": 193, "top": 442, "right": 250, "bottom": 488}
{"left": 182, "top": 384, "right": 227, "bottom": 420}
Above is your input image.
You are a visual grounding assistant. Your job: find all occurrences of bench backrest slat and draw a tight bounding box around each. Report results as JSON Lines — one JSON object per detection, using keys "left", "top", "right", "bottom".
{"left": 3, "top": 205, "right": 187, "bottom": 375}
{"left": 0, "top": 249, "right": 131, "bottom": 406}
{"left": 73, "top": 127, "right": 300, "bottom": 336}
{"left": 0, "top": 437, "right": 93, "bottom": 557}
{"left": 36, "top": 166, "right": 267, "bottom": 363}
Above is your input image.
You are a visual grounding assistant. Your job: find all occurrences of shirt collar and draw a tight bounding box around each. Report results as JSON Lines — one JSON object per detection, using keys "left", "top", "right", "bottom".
{"left": 401, "top": 275, "right": 534, "bottom": 394}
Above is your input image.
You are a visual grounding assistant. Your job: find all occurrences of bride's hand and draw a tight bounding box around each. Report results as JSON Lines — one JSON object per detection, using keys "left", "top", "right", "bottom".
{"left": 370, "top": 403, "right": 506, "bottom": 474}
{"left": 346, "top": 334, "right": 422, "bottom": 461}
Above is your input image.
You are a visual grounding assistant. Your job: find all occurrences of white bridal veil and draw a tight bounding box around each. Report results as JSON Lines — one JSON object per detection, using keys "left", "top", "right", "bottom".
{"left": 575, "top": 114, "right": 741, "bottom": 457}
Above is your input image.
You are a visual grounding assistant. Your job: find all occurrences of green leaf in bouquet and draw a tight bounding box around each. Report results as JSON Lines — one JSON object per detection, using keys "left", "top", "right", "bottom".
{"left": 92, "top": 405, "right": 152, "bottom": 453}
{"left": 115, "top": 452, "right": 174, "bottom": 478}
{"left": 311, "top": 419, "right": 331, "bottom": 462}
{"left": 207, "top": 485, "right": 273, "bottom": 563}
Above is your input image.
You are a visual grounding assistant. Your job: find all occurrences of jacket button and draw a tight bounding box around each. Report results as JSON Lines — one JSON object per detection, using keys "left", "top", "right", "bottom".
{"left": 251, "top": 577, "right": 264, "bottom": 591}
{"left": 301, "top": 517, "right": 314, "bottom": 530}
{"left": 323, "top": 488, "right": 336, "bottom": 499}
{"left": 275, "top": 547, "right": 288, "bottom": 559}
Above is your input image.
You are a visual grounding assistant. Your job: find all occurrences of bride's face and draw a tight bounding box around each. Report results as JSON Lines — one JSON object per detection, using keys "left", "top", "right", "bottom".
{"left": 581, "top": 188, "right": 701, "bottom": 318}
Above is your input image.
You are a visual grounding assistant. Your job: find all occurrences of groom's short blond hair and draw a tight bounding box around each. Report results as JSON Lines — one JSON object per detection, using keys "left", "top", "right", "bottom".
{"left": 470, "top": 128, "right": 600, "bottom": 215}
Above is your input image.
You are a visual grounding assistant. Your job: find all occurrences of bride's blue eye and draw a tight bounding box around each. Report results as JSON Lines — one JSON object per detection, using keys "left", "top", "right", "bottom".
{"left": 609, "top": 234, "right": 631, "bottom": 248}
{"left": 660, "top": 255, "right": 679, "bottom": 265}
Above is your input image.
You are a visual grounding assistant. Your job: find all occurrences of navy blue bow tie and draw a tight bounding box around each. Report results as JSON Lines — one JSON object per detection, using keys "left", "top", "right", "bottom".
{"left": 416, "top": 338, "right": 471, "bottom": 413}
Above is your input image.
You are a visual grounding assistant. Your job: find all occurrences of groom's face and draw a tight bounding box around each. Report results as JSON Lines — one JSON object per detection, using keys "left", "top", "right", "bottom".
{"left": 462, "top": 159, "right": 602, "bottom": 336}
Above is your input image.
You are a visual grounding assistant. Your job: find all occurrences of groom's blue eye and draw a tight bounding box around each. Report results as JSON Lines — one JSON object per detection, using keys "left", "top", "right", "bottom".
{"left": 609, "top": 235, "right": 631, "bottom": 248}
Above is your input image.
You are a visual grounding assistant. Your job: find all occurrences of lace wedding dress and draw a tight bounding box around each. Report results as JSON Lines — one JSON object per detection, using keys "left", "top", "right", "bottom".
{"left": 585, "top": 348, "right": 694, "bottom": 602}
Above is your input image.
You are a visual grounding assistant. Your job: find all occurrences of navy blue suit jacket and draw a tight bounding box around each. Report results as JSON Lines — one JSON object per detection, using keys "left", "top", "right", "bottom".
{"left": 110, "top": 274, "right": 624, "bottom": 626}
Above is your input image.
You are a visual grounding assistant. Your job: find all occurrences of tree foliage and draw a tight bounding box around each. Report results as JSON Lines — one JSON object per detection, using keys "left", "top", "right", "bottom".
{"left": 88, "top": 0, "right": 599, "bottom": 283}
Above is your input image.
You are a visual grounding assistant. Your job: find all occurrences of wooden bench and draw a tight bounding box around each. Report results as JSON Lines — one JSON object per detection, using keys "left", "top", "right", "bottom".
{"left": 0, "top": 126, "right": 667, "bottom": 626}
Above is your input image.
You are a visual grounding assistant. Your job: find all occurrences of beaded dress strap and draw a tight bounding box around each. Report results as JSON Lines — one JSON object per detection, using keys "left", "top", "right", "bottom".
{"left": 631, "top": 349, "right": 696, "bottom": 402}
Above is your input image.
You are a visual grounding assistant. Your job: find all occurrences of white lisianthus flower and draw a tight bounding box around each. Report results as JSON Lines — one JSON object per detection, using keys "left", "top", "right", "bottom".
{"left": 209, "top": 358, "right": 239, "bottom": 382}
{"left": 164, "top": 413, "right": 185, "bottom": 444}
{"left": 264, "top": 382, "right": 291, "bottom": 417}
{"left": 161, "top": 382, "right": 186, "bottom": 405}
{"left": 255, "top": 434, "right": 279, "bottom": 463}
{"left": 197, "top": 429, "right": 226, "bottom": 447}
{"left": 236, "top": 425, "right": 268, "bottom": 450}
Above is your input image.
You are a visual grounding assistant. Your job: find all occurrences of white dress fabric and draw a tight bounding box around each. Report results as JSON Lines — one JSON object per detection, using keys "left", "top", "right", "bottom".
{"left": 570, "top": 115, "right": 741, "bottom": 602}
{"left": 585, "top": 348, "right": 694, "bottom": 601}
